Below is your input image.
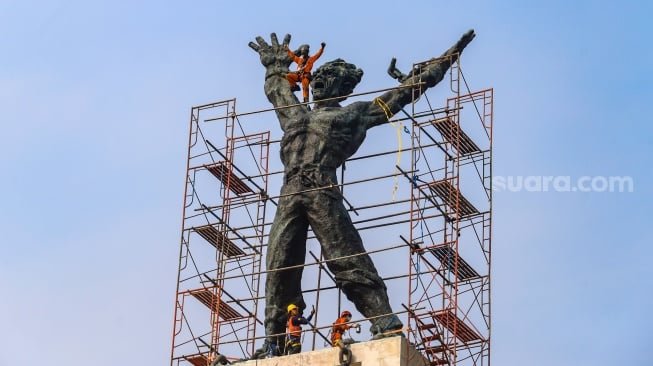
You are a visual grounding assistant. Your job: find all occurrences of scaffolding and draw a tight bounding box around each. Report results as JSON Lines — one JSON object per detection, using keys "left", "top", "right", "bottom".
{"left": 170, "top": 55, "right": 492, "bottom": 366}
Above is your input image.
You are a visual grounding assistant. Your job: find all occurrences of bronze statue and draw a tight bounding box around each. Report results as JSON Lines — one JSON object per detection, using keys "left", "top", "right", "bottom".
{"left": 248, "top": 30, "right": 475, "bottom": 357}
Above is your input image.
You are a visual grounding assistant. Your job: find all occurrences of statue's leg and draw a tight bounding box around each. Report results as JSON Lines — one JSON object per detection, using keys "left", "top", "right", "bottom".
{"left": 264, "top": 184, "right": 309, "bottom": 346}
{"left": 306, "top": 185, "right": 403, "bottom": 336}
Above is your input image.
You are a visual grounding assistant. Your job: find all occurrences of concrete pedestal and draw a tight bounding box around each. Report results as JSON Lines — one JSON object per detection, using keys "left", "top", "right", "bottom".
{"left": 233, "top": 336, "right": 429, "bottom": 366}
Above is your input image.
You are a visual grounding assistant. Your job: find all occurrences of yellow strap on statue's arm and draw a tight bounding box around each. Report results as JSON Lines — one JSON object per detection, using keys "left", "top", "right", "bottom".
{"left": 373, "top": 98, "right": 403, "bottom": 201}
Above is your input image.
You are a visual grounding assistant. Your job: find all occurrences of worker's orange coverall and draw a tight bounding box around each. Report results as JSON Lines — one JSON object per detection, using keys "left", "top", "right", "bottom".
{"left": 331, "top": 316, "right": 353, "bottom": 347}
{"left": 286, "top": 45, "right": 324, "bottom": 101}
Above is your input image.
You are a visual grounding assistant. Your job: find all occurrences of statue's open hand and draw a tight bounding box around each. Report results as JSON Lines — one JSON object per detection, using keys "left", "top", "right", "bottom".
{"left": 458, "top": 29, "right": 476, "bottom": 49}
{"left": 248, "top": 33, "right": 292, "bottom": 69}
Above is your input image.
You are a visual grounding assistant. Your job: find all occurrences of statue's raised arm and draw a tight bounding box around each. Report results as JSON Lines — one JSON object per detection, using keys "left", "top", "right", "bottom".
{"left": 361, "top": 29, "right": 476, "bottom": 129}
{"left": 249, "top": 33, "right": 307, "bottom": 130}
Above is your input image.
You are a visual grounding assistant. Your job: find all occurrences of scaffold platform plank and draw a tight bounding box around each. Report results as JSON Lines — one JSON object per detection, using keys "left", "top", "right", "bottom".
{"left": 432, "top": 309, "right": 481, "bottom": 343}
{"left": 430, "top": 245, "right": 480, "bottom": 281}
{"left": 417, "top": 324, "right": 448, "bottom": 365}
{"left": 205, "top": 161, "right": 254, "bottom": 196}
{"left": 425, "top": 345, "right": 447, "bottom": 354}
{"left": 184, "top": 355, "right": 208, "bottom": 366}
{"left": 418, "top": 323, "right": 438, "bottom": 331}
{"left": 421, "top": 334, "right": 441, "bottom": 343}
{"left": 190, "top": 288, "right": 243, "bottom": 320}
{"left": 431, "top": 117, "right": 480, "bottom": 156}
{"left": 427, "top": 180, "right": 478, "bottom": 218}
{"left": 429, "top": 358, "right": 449, "bottom": 366}
{"left": 193, "top": 225, "right": 246, "bottom": 257}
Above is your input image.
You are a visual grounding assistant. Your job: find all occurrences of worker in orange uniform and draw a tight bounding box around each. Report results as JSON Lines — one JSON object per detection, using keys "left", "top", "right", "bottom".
{"left": 286, "top": 42, "right": 326, "bottom": 103}
{"left": 285, "top": 303, "right": 315, "bottom": 355}
{"left": 331, "top": 310, "right": 361, "bottom": 348}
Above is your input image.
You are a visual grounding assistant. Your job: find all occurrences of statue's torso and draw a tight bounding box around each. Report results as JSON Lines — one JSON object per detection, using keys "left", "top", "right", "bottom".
{"left": 280, "top": 107, "right": 366, "bottom": 173}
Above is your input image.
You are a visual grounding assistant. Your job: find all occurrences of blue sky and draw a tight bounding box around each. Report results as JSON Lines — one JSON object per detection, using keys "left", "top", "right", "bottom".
{"left": 1, "top": 1, "right": 651, "bottom": 365}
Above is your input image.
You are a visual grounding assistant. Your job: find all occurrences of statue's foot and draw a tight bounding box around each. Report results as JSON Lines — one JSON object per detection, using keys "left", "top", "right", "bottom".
{"left": 210, "top": 354, "right": 229, "bottom": 365}
{"left": 370, "top": 314, "right": 404, "bottom": 340}
{"left": 371, "top": 327, "right": 405, "bottom": 340}
{"left": 252, "top": 340, "right": 280, "bottom": 359}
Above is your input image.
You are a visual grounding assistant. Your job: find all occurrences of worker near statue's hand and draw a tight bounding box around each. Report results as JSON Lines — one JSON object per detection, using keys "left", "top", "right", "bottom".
{"left": 286, "top": 41, "right": 325, "bottom": 103}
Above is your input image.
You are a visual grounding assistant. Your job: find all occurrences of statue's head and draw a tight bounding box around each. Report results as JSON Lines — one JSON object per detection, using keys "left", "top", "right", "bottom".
{"left": 311, "top": 59, "right": 363, "bottom": 103}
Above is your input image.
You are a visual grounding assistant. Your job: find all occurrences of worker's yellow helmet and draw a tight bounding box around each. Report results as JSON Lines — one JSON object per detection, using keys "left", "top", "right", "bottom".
{"left": 287, "top": 304, "right": 298, "bottom": 313}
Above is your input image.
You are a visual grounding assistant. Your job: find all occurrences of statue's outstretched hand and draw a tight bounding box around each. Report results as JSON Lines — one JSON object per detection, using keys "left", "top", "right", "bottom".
{"left": 457, "top": 29, "right": 476, "bottom": 50}
{"left": 248, "top": 33, "right": 292, "bottom": 70}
